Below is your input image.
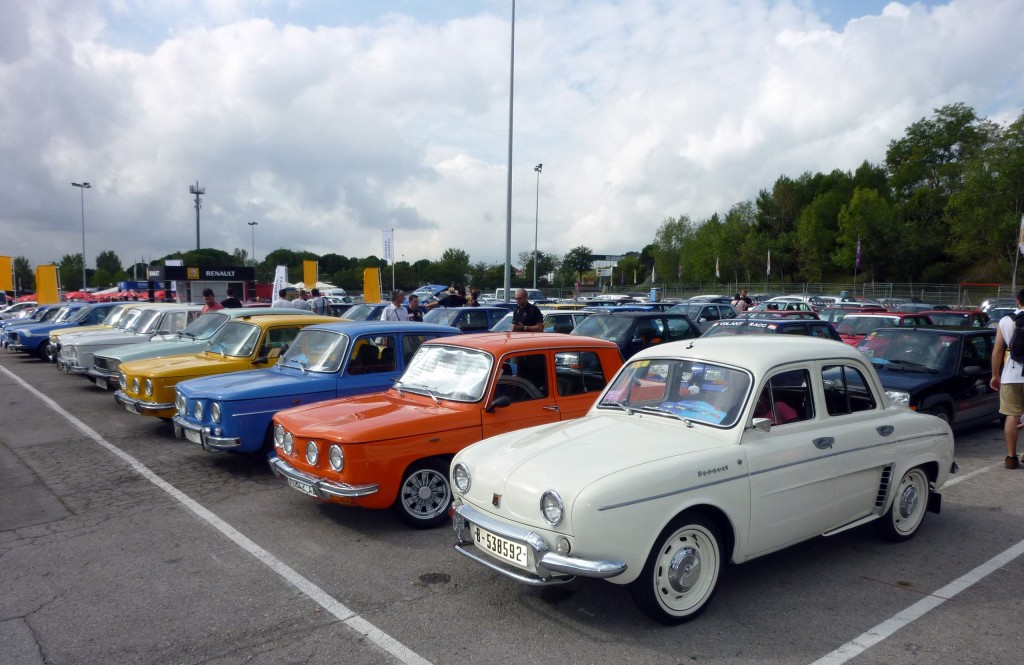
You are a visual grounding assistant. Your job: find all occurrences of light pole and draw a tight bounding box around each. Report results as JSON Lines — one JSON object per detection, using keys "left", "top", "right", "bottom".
{"left": 248, "top": 221, "right": 258, "bottom": 266}
{"left": 71, "top": 182, "right": 91, "bottom": 290}
{"left": 533, "top": 163, "right": 542, "bottom": 289}
{"left": 502, "top": 0, "right": 516, "bottom": 303}
{"left": 190, "top": 181, "right": 205, "bottom": 250}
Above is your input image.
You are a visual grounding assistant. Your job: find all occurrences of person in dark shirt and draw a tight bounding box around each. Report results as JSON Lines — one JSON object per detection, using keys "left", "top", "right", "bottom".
{"left": 429, "top": 285, "right": 467, "bottom": 309}
{"left": 220, "top": 287, "right": 243, "bottom": 308}
{"left": 511, "top": 288, "right": 544, "bottom": 332}
{"left": 407, "top": 294, "right": 425, "bottom": 322}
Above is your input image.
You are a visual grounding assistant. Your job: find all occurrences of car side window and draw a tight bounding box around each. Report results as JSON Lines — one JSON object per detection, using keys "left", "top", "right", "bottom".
{"left": 266, "top": 327, "right": 301, "bottom": 354}
{"left": 555, "top": 351, "right": 607, "bottom": 396}
{"left": 963, "top": 335, "right": 991, "bottom": 367}
{"left": 809, "top": 323, "right": 833, "bottom": 339}
{"left": 401, "top": 334, "right": 433, "bottom": 365}
{"left": 821, "top": 365, "right": 877, "bottom": 416}
{"left": 779, "top": 325, "right": 806, "bottom": 335}
{"left": 754, "top": 369, "right": 813, "bottom": 424}
{"left": 666, "top": 317, "right": 699, "bottom": 341}
{"left": 497, "top": 353, "right": 549, "bottom": 402}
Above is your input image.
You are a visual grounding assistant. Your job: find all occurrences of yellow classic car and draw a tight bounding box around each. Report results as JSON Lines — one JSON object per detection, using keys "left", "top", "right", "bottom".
{"left": 114, "top": 313, "right": 334, "bottom": 418}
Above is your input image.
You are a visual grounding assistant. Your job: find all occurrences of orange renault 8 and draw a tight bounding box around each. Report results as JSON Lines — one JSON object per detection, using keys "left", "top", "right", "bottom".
{"left": 269, "top": 332, "right": 623, "bottom": 528}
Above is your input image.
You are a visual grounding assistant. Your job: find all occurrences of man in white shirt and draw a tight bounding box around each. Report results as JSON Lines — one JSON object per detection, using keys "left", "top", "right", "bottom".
{"left": 991, "top": 289, "right": 1024, "bottom": 469}
{"left": 292, "top": 289, "right": 312, "bottom": 310}
{"left": 382, "top": 290, "right": 409, "bottom": 321}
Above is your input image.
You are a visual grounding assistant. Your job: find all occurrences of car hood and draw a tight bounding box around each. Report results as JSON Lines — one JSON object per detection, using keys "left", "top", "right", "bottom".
{"left": 873, "top": 367, "right": 952, "bottom": 394}
{"left": 178, "top": 366, "right": 333, "bottom": 400}
{"left": 71, "top": 332, "right": 152, "bottom": 348}
{"left": 457, "top": 413, "right": 728, "bottom": 524}
{"left": 121, "top": 352, "right": 252, "bottom": 379}
{"left": 276, "top": 392, "right": 480, "bottom": 443}
{"left": 99, "top": 337, "right": 206, "bottom": 363}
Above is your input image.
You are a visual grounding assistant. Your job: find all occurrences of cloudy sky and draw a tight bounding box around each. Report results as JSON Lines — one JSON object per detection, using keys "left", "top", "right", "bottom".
{"left": 1, "top": 0, "right": 1022, "bottom": 274}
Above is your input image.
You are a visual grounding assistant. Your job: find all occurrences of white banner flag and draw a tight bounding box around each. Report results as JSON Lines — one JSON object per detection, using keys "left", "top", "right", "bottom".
{"left": 272, "top": 264, "right": 288, "bottom": 299}
{"left": 382, "top": 229, "right": 394, "bottom": 263}
{"left": 1018, "top": 214, "right": 1024, "bottom": 256}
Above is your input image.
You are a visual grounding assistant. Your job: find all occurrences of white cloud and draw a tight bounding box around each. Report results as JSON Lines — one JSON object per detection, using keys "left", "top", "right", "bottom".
{"left": 0, "top": 0, "right": 1021, "bottom": 276}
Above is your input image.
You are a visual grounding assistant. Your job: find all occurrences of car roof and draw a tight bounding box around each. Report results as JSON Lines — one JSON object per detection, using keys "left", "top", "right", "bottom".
{"left": 583, "top": 311, "right": 688, "bottom": 319}
{"left": 303, "top": 321, "right": 461, "bottom": 335}
{"left": 230, "top": 313, "right": 335, "bottom": 325}
{"left": 428, "top": 331, "right": 619, "bottom": 352}
{"left": 631, "top": 334, "right": 856, "bottom": 371}
{"left": 867, "top": 326, "right": 994, "bottom": 337}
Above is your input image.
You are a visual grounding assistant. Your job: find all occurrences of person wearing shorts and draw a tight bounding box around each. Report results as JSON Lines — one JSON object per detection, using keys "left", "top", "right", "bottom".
{"left": 991, "top": 289, "right": 1024, "bottom": 469}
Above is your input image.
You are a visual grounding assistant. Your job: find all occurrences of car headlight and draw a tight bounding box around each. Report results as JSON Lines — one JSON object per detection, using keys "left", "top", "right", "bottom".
{"left": 194, "top": 401, "right": 204, "bottom": 420}
{"left": 144, "top": 379, "right": 153, "bottom": 396}
{"left": 540, "top": 490, "right": 564, "bottom": 526}
{"left": 886, "top": 390, "right": 911, "bottom": 408}
{"left": 452, "top": 463, "right": 471, "bottom": 494}
{"left": 132, "top": 377, "right": 140, "bottom": 394}
{"left": 274, "top": 423, "right": 285, "bottom": 446}
{"left": 305, "top": 441, "right": 319, "bottom": 465}
{"left": 328, "top": 445, "right": 344, "bottom": 471}
{"left": 211, "top": 402, "right": 221, "bottom": 423}
{"left": 175, "top": 392, "right": 186, "bottom": 414}
{"left": 119, "top": 373, "right": 127, "bottom": 390}
{"left": 282, "top": 431, "right": 293, "bottom": 454}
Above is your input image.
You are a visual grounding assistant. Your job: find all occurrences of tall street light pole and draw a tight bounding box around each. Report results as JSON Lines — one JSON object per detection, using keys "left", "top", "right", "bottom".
{"left": 248, "top": 221, "right": 259, "bottom": 266}
{"left": 71, "top": 182, "right": 91, "bottom": 290}
{"left": 190, "top": 181, "right": 205, "bottom": 250}
{"left": 502, "top": 0, "right": 515, "bottom": 303}
{"left": 533, "top": 163, "right": 542, "bottom": 290}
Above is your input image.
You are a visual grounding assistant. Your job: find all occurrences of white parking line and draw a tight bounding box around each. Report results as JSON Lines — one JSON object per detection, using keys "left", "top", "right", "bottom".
{"left": 1, "top": 366, "right": 433, "bottom": 665}
{"left": 810, "top": 460, "right": 1023, "bottom": 665}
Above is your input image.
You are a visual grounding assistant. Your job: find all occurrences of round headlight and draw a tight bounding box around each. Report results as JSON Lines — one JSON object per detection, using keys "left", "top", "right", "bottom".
{"left": 132, "top": 377, "right": 140, "bottom": 394}
{"left": 540, "top": 490, "right": 564, "bottom": 526}
{"left": 194, "top": 401, "right": 204, "bottom": 420}
{"left": 305, "top": 441, "right": 319, "bottom": 465}
{"left": 274, "top": 423, "right": 285, "bottom": 446}
{"left": 119, "top": 373, "right": 127, "bottom": 390}
{"left": 452, "top": 463, "right": 472, "bottom": 494}
{"left": 282, "top": 431, "right": 293, "bottom": 455}
{"left": 328, "top": 445, "right": 344, "bottom": 471}
{"left": 175, "top": 392, "right": 185, "bottom": 413}
{"left": 144, "top": 379, "right": 153, "bottom": 396}
{"left": 211, "top": 402, "right": 221, "bottom": 423}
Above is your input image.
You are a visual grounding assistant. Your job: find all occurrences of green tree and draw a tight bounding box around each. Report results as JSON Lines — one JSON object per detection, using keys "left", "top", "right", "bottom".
{"left": 13, "top": 256, "right": 34, "bottom": 292}
{"left": 835, "top": 188, "right": 895, "bottom": 280}
{"left": 91, "top": 268, "right": 115, "bottom": 288}
{"left": 560, "top": 246, "right": 594, "bottom": 285}
{"left": 517, "top": 250, "right": 557, "bottom": 286}
{"left": 95, "top": 250, "right": 123, "bottom": 275}
{"left": 652, "top": 216, "right": 692, "bottom": 283}
{"left": 436, "top": 248, "right": 471, "bottom": 286}
{"left": 57, "top": 254, "right": 85, "bottom": 290}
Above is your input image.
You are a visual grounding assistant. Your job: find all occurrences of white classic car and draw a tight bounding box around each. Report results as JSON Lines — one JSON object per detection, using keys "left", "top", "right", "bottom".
{"left": 451, "top": 336, "right": 957, "bottom": 624}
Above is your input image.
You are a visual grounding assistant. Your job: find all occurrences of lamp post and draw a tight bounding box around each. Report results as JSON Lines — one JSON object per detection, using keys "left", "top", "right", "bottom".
{"left": 190, "top": 181, "right": 205, "bottom": 250}
{"left": 533, "top": 163, "right": 542, "bottom": 289}
{"left": 502, "top": 0, "right": 516, "bottom": 303}
{"left": 71, "top": 182, "right": 91, "bottom": 290}
{"left": 248, "top": 221, "right": 258, "bottom": 266}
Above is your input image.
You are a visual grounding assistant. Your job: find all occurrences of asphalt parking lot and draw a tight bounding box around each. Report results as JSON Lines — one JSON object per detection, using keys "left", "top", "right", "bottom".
{"left": 2, "top": 349, "right": 1022, "bottom": 665}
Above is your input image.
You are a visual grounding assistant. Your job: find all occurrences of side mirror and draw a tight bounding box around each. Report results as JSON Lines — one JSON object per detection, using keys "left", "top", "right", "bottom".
{"left": 752, "top": 417, "right": 773, "bottom": 432}
{"left": 486, "top": 395, "right": 512, "bottom": 412}
{"left": 962, "top": 365, "right": 983, "bottom": 377}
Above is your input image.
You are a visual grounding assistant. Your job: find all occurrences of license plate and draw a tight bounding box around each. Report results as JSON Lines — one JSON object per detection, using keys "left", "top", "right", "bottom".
{"left": 123, "top": 401, "right": 139, "bottom": 414}
{"left": 92, "top": 377, "right": 109, "bottom": 390}
{"left": 473, "top": 524, "right": 529, "bottom": 568}
{"left": 184, "top": 429, "right": 202, "bottom": 444}
{"left": 287, "top": 477, "right": 318, "bottom": 497}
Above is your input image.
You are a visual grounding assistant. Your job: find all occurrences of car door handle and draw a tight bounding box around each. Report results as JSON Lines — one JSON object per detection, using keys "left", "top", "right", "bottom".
{"left": 543, "top": 405, "right": 560, "bottom": 412}
{"left": 813, "top": 437, "right": 834, "bottom": 450}
{"left": 877, "top": 425, "right": 894, "bottom": 436}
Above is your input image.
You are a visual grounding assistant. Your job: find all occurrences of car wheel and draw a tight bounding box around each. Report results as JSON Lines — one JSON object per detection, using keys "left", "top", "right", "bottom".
{"left": 393, "top": 459, "right": 451, "bottom": 529}
{"left": 37, "top": 340, "right": 50, "bottom": 361}
{"left": 922, "top": 405, "right": 951, "bottom": 424}
{"left": 876, "top": 467, "right": 929, "bottom": 542}
{"left": 629, "top": 512, "right": 722, "bottom": 624}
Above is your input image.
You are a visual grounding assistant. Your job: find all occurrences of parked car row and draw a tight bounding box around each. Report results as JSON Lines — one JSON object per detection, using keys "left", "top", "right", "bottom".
{"left": 4, "top": 298, "right": 991, "bottom": 624}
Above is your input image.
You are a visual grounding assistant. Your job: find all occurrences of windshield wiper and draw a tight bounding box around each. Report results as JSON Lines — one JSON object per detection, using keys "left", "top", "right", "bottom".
{"left": 876, "top": 358, "right": 937, "bottom": 373}
{"left": 392, "top": 378, "right": 405, "bottom": 397}
{"left": 601, "top": 400, "right": 635, "bottom": 415}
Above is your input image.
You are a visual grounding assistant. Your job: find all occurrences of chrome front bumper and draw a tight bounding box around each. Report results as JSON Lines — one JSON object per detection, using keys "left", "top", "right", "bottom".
{"left": 57, "top": 357, "right": 89, "bottom": 374}
{"left": 452, "top": 502, "right": 627, "bottom": 585}
{"left": 86, "top": 367, "right": 119, "bottom": 388}
{"left": 113, "top": 391, "right": 174, "bottom": 415}
{"left": 171, "top": 414, "right": 241, "bottom": 452}
{"left": 268, "top": 455, "right": 379, "bottom": 500}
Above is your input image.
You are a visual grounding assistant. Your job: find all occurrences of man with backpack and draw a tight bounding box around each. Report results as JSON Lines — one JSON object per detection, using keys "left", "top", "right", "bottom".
{"left": 310, "top": 288, "right": 329, "bottom": 315}
{"left": 991, "top": 289, "right": 1024, "bottom": 469}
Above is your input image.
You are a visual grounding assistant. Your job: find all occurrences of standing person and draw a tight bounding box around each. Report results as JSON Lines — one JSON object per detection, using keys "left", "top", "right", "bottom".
{"left": 309, "top": 288, "right": 329, "bottom": 315}
{"left": 731, "top": 293, "right": 746, "bottom": 312}
{"left": 991, "top": 289, "right": 1024, "bottom": 469}
{"left": 292, "top": 289, "right": 312, "bottom": 310}
{"left": 740, "top": 289, "right": 753, "bottom": 310}
{"left": 272, "top": 288, "right": 290, "bottom": 308}
{"left": 467, "top": 289, "right": 482, "bottom": 307}
{"left": 407, "top": 294, "right": 425, "bottom": 322}
{"left": 220, "top": 287, "right": 243, "bottom": 309}
{"left": 511, "top": 288, "right": 544, "bottom": 332}
{"left": 427, "top": 285, "right": 467, "bottom": 310}
{"left": 201, "top": 288, "right": 225, "bottom": 314}
{"left": 382, "top": 290, "right": 410, "bottom": 321}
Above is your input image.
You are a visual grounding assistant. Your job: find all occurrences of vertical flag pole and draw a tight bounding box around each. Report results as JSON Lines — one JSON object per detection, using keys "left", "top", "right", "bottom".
{"left": 1014, "top": 215, "right": 1023, "bottom": 295}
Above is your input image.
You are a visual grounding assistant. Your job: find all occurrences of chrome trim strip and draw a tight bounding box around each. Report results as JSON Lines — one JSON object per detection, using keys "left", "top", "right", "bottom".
{"left": 267, "top": 456, "right": 379, "bottom": 499}
{"left": 113, "top": 391, "right": 174, "bottom": 414}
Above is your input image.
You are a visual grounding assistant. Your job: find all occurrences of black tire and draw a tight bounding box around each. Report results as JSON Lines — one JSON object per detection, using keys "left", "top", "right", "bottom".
{"left": 629, "top": 512, "right": 722, "bottom": 624}
{"left": 37, "top": 340, "right": 51, "bottom": 361}
{"left": 922, "top": 405, "right": 951, "bottom": 425}
{"left": 393, "top": 459, "right": 452, "bottom": 529}
{"left": 876, "top": 467, "right": 929, "bottom": 542}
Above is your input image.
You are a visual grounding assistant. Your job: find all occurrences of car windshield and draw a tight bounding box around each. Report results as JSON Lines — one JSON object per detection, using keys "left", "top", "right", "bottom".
{"left": 343, "top": 304, "right": 380, "bottom": 321}
{"left": 128, "top": 309, "right": 162, "bottom": 333}
{"left": 491, "top": 312, "right": 514, "bottom": 331}
{"left": 280, "top": 330, "right": 348, "bottom": 372}
{"left": 117, "top": 309, "right": 144, "bottom": 330}
{"left": 181, "top": 311, "right": 230, "bottom": 339}
{"left": 102, "top": 306, "right": 130, "bottom": 327}
{"left": 398, "top": 344, "right": 493, "bottom": 402}
{"left": 599, "top": 358, "right": 752, "bottom": 428}
{"left": 53, "top": 307, "right": 78, "bottom": 323}
{"left": 572, "top": 316, "right": 635, "bottom": 344}
{"left": 927, "top": 313, "right": 971, "bottom": 327}
{"left": 859, "top": 330, "right": 960, "bottom": 372}
{"left": 837, "top": 317, "right": 898, "bottom": 336}
{"left": 424, "top": 309, "right": 461, "bottom": 326}
{"left": 206, "top": 321, "right": 260, "bottom": 357}
{"left": 68, "top": 307, "right": 93, "bottom": 323}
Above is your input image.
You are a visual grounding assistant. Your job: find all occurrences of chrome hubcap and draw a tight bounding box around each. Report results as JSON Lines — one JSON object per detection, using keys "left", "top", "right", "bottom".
{"left": 898, "top": 484, "right": 919, "bottom": 519}
{"left": 667, "top": 546, "right": 701, "bottom": 593}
